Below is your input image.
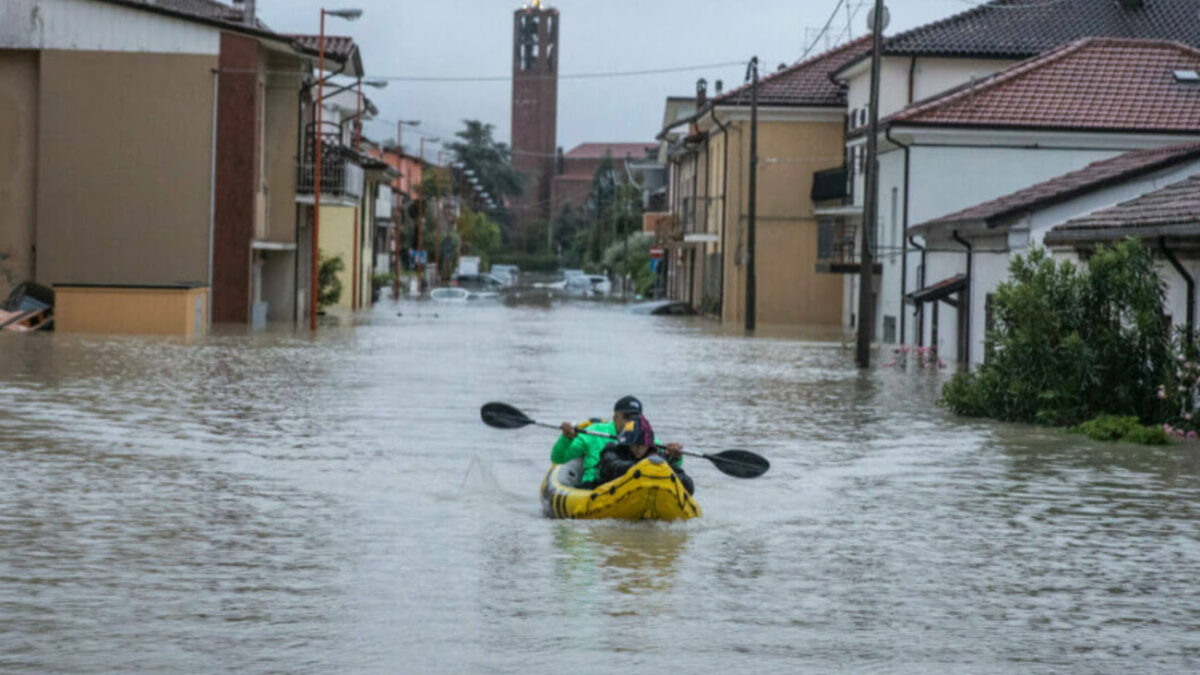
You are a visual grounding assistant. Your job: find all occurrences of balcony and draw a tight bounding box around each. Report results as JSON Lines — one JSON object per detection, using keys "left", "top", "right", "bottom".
{"left": 375, "top": 188, "right": 395, "bottom": 225}
{"left": 296, "top": 127, "right": 364, "bottom": 204}
{"left": 811, "top": 165, "right": 848, "bottom": 202}
{"left": 815, "top": 219, "right": 880, "bottom": 274}
{"left": 679, "top": 196, "right": 720, "bottom": 242}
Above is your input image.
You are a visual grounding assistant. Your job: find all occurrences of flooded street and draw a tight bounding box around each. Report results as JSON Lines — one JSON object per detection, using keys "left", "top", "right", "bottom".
{"left": 2, "top": 300, "right": 1199, "bottom": 673}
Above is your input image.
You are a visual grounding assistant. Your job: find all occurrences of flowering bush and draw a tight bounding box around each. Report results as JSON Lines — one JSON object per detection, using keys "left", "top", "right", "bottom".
{"left": 881, "top": 344, "right": 946, "bottom": 370}
{"left": 1158, "top": 346, "right": 1200, "bottom": 440}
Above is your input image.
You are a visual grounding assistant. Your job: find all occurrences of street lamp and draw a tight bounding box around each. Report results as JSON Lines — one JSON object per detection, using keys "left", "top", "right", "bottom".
{"left": 311, "top": 6, "right": 362, "bottom": 331}
{"left": 392, "top": 119, "right": 421, "bottom": 300}
{"left": 352, "top": 79, "right": 387, "bottom": 149}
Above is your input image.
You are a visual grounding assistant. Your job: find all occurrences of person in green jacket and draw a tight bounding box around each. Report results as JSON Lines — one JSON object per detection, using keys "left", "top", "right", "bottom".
{"left": 551, "top": 395, "right": 645, "bottom": 487}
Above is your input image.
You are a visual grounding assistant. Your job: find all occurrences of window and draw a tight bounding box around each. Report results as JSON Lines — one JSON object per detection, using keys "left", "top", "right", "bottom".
{"left": 817, "top": 219, "right": 834, "bottom": 260}
{"left": 890, "top": 187, "right": 899, "bottom": 253}
{"left": 883, "top": 315, "right": 897, "bottom": 343}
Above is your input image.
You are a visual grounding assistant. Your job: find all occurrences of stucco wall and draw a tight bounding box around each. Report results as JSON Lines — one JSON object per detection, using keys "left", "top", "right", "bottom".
{"left": 318, "top": 205, "right": 357, "bottom": 311}
{"left": 265, "top": 59, "right": 300, "bottom": 244}
{"left": 721, "top": 118, "right": 845, "bottom": 326}
{"left": 0, "top": 51, "right": 38, "bottom": 300}
{"left": 35, "top": 49, "right": 216, "bottom": 286}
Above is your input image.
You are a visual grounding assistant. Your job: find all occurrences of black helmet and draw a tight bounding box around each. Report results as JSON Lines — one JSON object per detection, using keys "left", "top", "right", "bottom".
{"left": 613, "top": 395, "right": 643, "bottom": 416}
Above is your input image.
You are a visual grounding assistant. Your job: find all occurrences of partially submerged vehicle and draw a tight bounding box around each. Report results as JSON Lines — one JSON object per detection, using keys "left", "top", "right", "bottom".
{"left": 540, "top": 455, "right": 700, "bottom": 521}
{"left": 0, "top": 282, "right": 54, "bottom": 332}
{"left": 628, "top": 300, "right": 698, "bottom": 316}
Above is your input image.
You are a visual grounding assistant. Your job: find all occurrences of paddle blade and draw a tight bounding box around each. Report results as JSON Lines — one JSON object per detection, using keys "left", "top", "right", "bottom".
{"left": 480, "top": 402, "right": 535, "bottom": 429}
{"left": 705, "top": 450, "right": 770, "bottom": 478}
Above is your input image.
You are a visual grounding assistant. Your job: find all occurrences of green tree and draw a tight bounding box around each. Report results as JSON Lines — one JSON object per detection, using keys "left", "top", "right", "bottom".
{"left": 446, "top": 120, "right": 522, "bottom": 235}
{"left": 458, "top": 207, "right": 502, "bottom": 266}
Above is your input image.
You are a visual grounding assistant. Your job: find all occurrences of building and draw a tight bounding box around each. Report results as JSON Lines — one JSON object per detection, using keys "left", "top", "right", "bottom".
{"left": 510, "top": 1, "right": 559, "bottom": 241}
{"left": 826, "top": 0, "right": 1200, "bottom": 350}
{"left": 657, "top": 36, "right": 871, "bottom": 324}
{"left": 550, "top": 142, "right": 658, "bottom": 218}
{"left": 870, "top": 39, "right": 1200, "bottom": 365}
{"left": 0, "top": 0, "right": 349, "bottom": 334}
{"left": 911, "top": 143, "right": 1200, "bottom": 368}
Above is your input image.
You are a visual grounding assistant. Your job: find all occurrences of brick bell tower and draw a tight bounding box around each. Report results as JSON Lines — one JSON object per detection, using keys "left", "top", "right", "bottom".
{"left": 511, "top": 1, "right": 559, "bottom": 237}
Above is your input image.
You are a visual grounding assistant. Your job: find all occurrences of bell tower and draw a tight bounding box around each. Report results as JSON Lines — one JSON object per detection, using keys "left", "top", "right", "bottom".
{"left": 511, "top": 1, "right": 559, "bottom": 235}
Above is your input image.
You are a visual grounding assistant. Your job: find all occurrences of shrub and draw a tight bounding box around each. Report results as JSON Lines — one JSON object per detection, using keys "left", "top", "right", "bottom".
{"left": 1071, "top": 415, "right": 1168, "bottom": 445}
{"left": 317, "top": 252, "right": 344, "bottom": 309}
{"left": 940, "top": 239, "right": 1172, "bottom": 426}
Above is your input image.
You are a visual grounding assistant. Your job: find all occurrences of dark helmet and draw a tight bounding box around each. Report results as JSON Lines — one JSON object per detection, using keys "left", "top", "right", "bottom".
{"left": 613, "top": 395, "right": 643, "bottom": 416}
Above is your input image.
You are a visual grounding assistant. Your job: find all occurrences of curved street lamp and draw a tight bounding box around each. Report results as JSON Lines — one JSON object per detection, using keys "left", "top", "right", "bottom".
{"left": 311, "top": 6, "right": 362, "bottom": 331}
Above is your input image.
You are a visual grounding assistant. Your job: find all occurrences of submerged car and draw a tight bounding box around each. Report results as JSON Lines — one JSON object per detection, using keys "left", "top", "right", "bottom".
{"left": 564, "top": 274, "right": 612, "bottom": 297}
{"left": 450, "top": 273, "right": 505, "bottom": 292}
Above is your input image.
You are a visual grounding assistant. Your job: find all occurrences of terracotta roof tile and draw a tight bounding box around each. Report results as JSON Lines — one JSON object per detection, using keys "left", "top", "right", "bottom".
{"left": 888, "top": 38, "right": 1200, "bottom": 132}
{"left": 881, "top": 0, "right": 1200, "bottom": 59}
{"left": 716, "top": 35, "right": 872, "bottom": 108}
{"left": 564, "top": 143, "right": 656, "bottom": 160}
{"left": 917, "top": 143, "right": 1200, "bottom": 230}
{"left": 288, "top": 34, "right": 358, "bottom": 63}
{"left": 1045, "top": 174, "right": 1200, "bottom": 243}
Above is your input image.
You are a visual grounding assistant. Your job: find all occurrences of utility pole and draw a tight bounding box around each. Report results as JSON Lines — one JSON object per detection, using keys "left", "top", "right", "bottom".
{"left": 417, "top": 136, "right": 426, "bottom": 290}
{"left": 393, "top": 120, "right": 403, "bottom": 300}
{"left": 857, "top": 0, "right": 886, "bottom": 367}
{"left": 745, "top": 56, "right": 759, "bottom": 332}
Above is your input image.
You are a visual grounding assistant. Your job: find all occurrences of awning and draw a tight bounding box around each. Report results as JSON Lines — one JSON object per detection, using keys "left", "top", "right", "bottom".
{"left": 906, "top": 274, "right": 966, "bottom": 304}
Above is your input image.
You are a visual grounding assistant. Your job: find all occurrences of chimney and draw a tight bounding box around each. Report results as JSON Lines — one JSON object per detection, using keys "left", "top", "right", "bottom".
{"left": 235, "top": 0, "right": 257, "bottom": 26}
{"left": 1118, "top": 0, "right": 1144, "bottom": 8}
{"left": 715, "top": 79, "right": 723, "bottom": 95}
{"left": 696, "top": 78, "right": 707, "bottom": 107}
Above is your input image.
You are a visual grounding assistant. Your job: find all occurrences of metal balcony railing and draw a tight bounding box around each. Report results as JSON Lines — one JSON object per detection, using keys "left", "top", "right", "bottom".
{"left": 297, "top": 127, "right": 364, "bottom": 200}
{"left": 817, "top": 219, "right": 859, "bottom": 264}
{"left": 811, "top": 165, "right": 849, "bottom": 203}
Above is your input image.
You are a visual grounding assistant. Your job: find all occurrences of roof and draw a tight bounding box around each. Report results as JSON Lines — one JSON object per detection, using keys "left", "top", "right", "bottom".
{"left": 564, "top": 143, "right": 656, "bottom": 160}
{"left": 880, "top": 0, "right": 1200, "bottom": 60}
{"left": 715, "top": 35, "right": 872, "bottom": 108}
{"left": 288, "top": 34, "right": 363, "bottom": 76}
{"left": 886, "top": 38, "right": 1200, "bottom": 133}
{"left": 907, "top": 275, "right": 967, "bottom": 304}
{"left": 1045, "top": 174, "right": 1200, "bottom": 244}
{"left": 916, "top": 143, "right": 1200, "bottom": 230}
{"left": 97, "top": 0, "right": 283, "bottom": 40}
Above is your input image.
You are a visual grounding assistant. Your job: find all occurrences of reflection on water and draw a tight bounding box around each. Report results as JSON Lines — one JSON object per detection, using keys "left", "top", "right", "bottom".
{"left": 2, "top": 301, "right": 1199, "bottom": 673}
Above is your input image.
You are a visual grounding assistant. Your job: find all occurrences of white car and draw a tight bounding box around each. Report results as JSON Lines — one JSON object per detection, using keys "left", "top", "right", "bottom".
{"left": 489, "top": 264, "right": 520, "bottom": 286}
{"left": 564, "top": 274, "right": 611, "bottom": 297}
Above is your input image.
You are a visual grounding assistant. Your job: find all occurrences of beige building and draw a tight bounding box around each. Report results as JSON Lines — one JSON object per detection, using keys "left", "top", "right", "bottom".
{"left": 658, "top": 37, "right": 870, "bottom": 327}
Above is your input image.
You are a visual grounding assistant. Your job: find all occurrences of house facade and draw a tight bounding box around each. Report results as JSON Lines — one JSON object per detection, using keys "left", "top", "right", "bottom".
{"left": 879, "top": 39, "right": 1200, "bottom": 365}
{"left": 659, "top": 36, "right": 870, "bottom": 325}
{"left": 827, "top": 0, "right": 1200, "bottom": 348}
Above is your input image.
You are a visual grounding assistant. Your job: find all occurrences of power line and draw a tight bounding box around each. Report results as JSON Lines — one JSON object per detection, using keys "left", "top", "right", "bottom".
{"left": 218, "top": 59, "right": 748, "bottom": 83}
{"left": 801, "top": 0, "right": 846, "bottom": 60}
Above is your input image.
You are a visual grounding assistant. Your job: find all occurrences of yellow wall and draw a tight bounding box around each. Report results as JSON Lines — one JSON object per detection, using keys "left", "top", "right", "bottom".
{"left": 317, "top": 205, "right": 358, "bottom": 311}
{"left": 0, "top": 51, "right": 38, "bottom": 301}
{"left": 720, "top": 118, "right": 845, "bottom": 326}
{"left": 55, "top": 285, "right": 208, "bottom": 337}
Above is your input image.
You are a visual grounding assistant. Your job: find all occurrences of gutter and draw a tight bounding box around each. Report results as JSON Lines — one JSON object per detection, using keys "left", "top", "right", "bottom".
{"left": 1160, "top": 236, "right": 1195, "bottom": 352}
{"left": 951, "top": 229, "right": 973, "bottom": 366}
{"left": 886, "top": 126, "right": 911, "bottom": 344}
{"left": 908, "top": 234, "right": 926, "bottom": 345}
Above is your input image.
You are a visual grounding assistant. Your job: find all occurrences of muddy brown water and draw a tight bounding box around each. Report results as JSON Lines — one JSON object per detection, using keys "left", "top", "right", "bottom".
{"left": 2, "top": 300, "right": 1198, "bottom": 673}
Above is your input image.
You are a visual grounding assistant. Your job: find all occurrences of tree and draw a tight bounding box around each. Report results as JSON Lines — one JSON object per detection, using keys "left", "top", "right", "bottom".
{"left": 446, "top": 120, "right": 523, "bottom": 236}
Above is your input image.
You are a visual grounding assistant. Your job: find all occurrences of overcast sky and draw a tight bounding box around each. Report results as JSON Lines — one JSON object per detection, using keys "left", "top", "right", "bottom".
{"left": 258, "top": 0, "right": 974, "bottom": 160}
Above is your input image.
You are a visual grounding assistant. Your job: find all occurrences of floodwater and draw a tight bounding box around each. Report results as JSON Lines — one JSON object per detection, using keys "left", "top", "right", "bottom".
{"left": 2, "top": 299, "right": 1198, "bottom": 674}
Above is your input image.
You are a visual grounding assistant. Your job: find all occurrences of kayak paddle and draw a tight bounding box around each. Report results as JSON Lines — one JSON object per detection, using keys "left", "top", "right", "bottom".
{"left": 480, "top": 402, "right": 770, "bottom": 478}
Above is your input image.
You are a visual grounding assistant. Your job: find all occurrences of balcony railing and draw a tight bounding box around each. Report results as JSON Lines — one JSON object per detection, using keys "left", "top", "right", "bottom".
{"left": 297, "top": 128, "right": 364, "bottom": 200}
{"left": 680, "top": 196, "right": 720, "bottom": 237}
{"left": 811, "top": 165, "right": 849, "bottom": 203}
{"left": 816, "top": 218, "right": 881, "bottom": 274}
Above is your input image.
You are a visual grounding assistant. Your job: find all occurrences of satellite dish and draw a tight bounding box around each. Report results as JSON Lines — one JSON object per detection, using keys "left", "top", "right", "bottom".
{"left": 866, "top": 5, "right": 890, "bottom": 32}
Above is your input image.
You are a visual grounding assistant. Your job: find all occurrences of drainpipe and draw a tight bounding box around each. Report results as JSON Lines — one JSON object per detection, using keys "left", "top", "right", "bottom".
{"left": 208, "top": 69, "right": 219, "bottom": 329}
{"left": 709, "top": 106, "right": 730, "bottom": 317}
{"left": 1161, "top": 236, "right": 1195, "bottom": 352}
{"left": 886, "top": 126, "right": 911, "bottom": 345}
{"left": 951, "top": 229, "right": 972, "bottom": 367}
{"left": 908, "top": 234, "right": 925, "bottom": 345}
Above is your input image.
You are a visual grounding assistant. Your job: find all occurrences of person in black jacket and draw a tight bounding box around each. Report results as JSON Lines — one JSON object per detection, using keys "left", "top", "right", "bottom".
{"left": 595, "top": 414, "right": 695, "bottom": 495}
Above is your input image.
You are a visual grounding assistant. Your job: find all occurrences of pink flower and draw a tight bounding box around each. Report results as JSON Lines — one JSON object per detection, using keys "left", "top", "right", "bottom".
{"left": 1164, "top": 423, "right": 1172, "bottom": 434}
{"left": 1186, "top": 413, "right": 1193, "bottom": 421}
{"left": 1188, "top": 431, "right": 1199, "bottom": 441}
{"left": 1174, "top": 429, "right": 1187, "bottom": 439}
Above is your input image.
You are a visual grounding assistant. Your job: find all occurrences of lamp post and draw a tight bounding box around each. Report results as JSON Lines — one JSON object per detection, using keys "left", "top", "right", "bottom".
{"left": 311, "top": 6, "right": 362, "bottom": 331}
{"left": 417, "top": 135, "right": 440, "bottom": 288}
{"left": 353, "top": 79, "right": 387, "bottom": 150}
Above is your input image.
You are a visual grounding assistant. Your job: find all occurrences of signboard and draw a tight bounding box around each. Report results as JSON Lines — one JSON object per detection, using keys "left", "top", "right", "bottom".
{"left": 649, "top": 246, "right": 664, "bottom": 259}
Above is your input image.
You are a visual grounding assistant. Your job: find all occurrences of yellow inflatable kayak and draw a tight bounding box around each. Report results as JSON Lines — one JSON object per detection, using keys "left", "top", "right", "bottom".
{"left": 540, "top": 455, "right": 701, "bottom": 521}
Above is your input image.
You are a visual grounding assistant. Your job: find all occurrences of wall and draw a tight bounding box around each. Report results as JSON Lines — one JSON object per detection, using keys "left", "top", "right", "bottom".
{"left": 35, "top": 49, "right": 216, "bottom": 287}
{"left": 0, "top": 51, "right": 38, "bottom": 300}
{"left": 911, "top": 57, "right": 1015, "bottom": 102}
{"left": 317, "top": 204, "right": 357, "bottom": 311}
{"left": 55, "top": 285, "right": 208, "bottom": 336}
{"left": 721, "top": 118, "right": 846, "bottom": 326}
{"left": 264, "top": 55, "right": 300, "bottom": 244}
